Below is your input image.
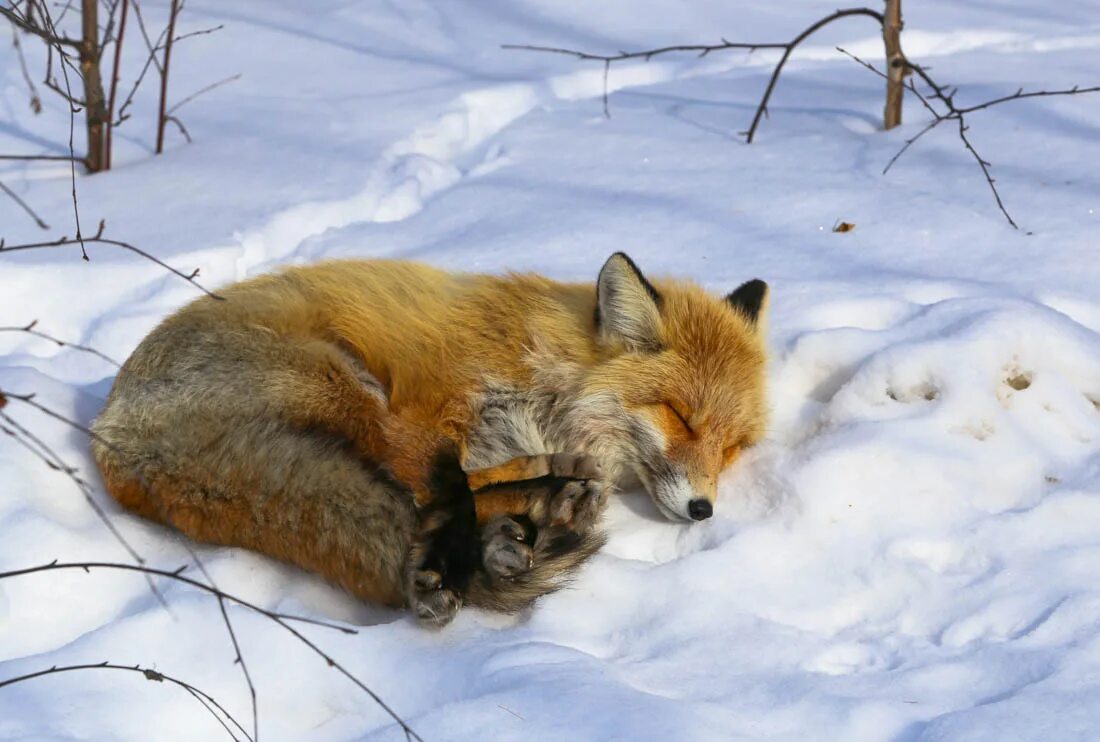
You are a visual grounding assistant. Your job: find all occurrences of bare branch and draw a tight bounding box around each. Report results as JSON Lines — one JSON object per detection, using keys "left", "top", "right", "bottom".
{"left": 170, "top": 22, "right": 222, "bottom": 45}
{"left": 0, "top": 153, "right": 85, "bottom": 162}
{"left": 0, "top": 661, "right": 252, "bottom": 742}
{"left": 165, "top": 113, "right": 191, "bottom": 142}
{"left": 0, "top": 561, "right": 425, "bottom": 742}
{"left": 504, "top": 7, "right": 886, "bottom": 142}
{"left": 0, "top": 5, "right": 81, "bottom": 48}
{"left": 167, "top": 73, "right": 241, "bottom": 115}
{"left": 0, "top": 220, "right": 224, "bottom": 299}
{"left": 155, "top": 0, "right": 180, "bottom": 154}
{"left": 0, "top": 409, "right": 160, "bottom": 605}
{"left": 954, "top": 84, "right": 1100, "bottom": 115}
{"left": 104, "top": 0, "right": 128, "bottom": 170}
{"left": 0, "top": 180, "right": 50, "bottom": 229}
{"left": 10, "top": 20, "right": 43, "bottom": 112}
{"left": 0, "top": 319, "right": 119, "bottom": 365}
{"left": 742, "top": 8, "right": 885, "bottom": 143}
{"left": 842, "top": 50, "right": 1100, "bottom": 227}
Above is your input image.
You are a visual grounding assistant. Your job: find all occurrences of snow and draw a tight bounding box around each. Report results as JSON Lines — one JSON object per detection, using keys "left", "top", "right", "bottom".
{"left": 2, "top": 1, "right": 1100, "bottom": 740}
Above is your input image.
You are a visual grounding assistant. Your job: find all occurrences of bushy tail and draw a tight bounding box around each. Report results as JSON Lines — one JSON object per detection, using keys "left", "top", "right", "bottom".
{"left": 466, "top": 525, "right": 605, "bottom": 614}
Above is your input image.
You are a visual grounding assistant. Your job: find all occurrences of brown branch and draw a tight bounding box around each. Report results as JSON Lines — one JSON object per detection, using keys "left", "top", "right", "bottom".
{"left": 954, "top": 84, "right": 1100, "bottom": 114}
{"left": 155, "top": 0, "right": 180, "bottom": 154}
{"left": 113, "top": 0, "right": 168, "bottom": 126}
{"left": 501, "top": 39, "right": 786, "bottom": 62}
{"left": 0, "top": 153, "right": 84, "bottom": 162}
{"left": 43, "top": 75, "right": 86, "bottom": 105}
{"left": 165, "top": 113, "right": 191, "bottom": 142}
{"left": 882, "top": 0, "right": 907, "bottom": 129}
{"left": 0, "top": 408, "right": 164, "bottom": 609}
{"left": 0, "top": 179, "right": 50, "bottom": 229}
{"left": 743, "top": 8, "right": 885, "bottom": 143}
{"left": 10, "top": 19, "right": 43, "bottom": 112}
{"left": 79, "top": 0, "right": 108, "bottom": 172}
{"left": 0, "top": 4, "right": 80, "bottom": 48}
{"left": 33, "top": 1, "right": 86, "bottom": 250}
{"left": 841, "top": 49, "right": 1100, "bottom": 228}
{"left": 0, "top": 561, "right": 424, "bottom": 742}
{"left": 504, "top": 7, "right": 886, "bottom": 142}
{"left": 0, "top": 319, "right": 119, "bottom": 365}
{"left": 0, "top": 661, "right": 252, "bottom": 742}
{"left": 0, "top": 219, "right": 224, "bottom": 299}
{"left": 169, "top": 22, "right": 222, "bottom": 45}
{"left": 104, "top": 0, "right": 128, "bottom": 170}
{"left": 167, "top": 72, "right": 241, "bottom": 115}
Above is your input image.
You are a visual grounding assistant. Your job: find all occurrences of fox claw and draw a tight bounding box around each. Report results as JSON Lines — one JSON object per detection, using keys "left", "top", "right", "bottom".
{"left": 411, "top": 569, "right": 461, "bottom": 627}
{"left": 548, "top": 478, "right": 608, "bottom": 533}
{"left": 483, "top": 516, "right": 534, "bottom": 579}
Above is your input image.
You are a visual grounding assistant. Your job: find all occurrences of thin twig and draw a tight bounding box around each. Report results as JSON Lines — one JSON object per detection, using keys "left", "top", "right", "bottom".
{"left": 167, "top": 73, "right": 241, "bottom": 115}
{"left": 155, "top": 0, "right": 180, "bottom": 154}
{"left": 0, "top": 5, "right": 80, "bottom": 48}
{"left": 0, "top": 409, "right": 167, "bottom": 608}
{"left": 165, "top": 114, "right": 191, "bottom": 142}
{"left": 840, "top": 48, "right": 1100, "bottom": 227}
{"left": 503, "top": 7, "right": 885, "bottom": 142}
{"left": 0, "top": 180, "right": 50, "bottom": 229}
{"left": 0, "top": 219, "right": 223, "bottom": 299}
{"left": 0, "top": 153, "right": 85, "bottom": 162}
{"left": 742, "top": 8, "right": 885, "bottom": 143}
{"left": 34, "top": 1, "right": 86, "bottom": 250}
{"left": 169, "top": 22, "right": 223, "bottom": 45}
{"left": 115, "top": 0, "right": 169, "bottom": 125}
{"left": 10, "top": 20, "right": 43, "bottom": 113}
{"left": 191, "top": 557, "right": 260, "bottom": 742}
{"left": 0, "top": 320, "right": 119, "bottom": 365}
{"left": 104, "top": 0, "right": 129, "bottom": 170}
{"left": 0, "top": 561, "right": 424, "bottom": 742}
{"left": 0, "top": 662, "right": 252, "bottom": 742}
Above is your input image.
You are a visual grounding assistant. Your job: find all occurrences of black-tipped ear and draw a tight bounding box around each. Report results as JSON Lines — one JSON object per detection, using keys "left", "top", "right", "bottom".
{"left": 727, "top": 279, "right": 768, "bottom": 327}
{"left": 595, "top": 252, "right": 663, "bottom": 351}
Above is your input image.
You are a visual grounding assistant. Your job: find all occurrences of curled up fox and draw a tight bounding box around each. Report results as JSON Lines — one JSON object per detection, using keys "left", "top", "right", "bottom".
{"left": 92, "top": 253, "right": 769, "bottom": 626}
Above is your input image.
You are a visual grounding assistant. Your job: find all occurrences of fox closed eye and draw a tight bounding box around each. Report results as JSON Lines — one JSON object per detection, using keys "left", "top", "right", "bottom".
{"left": 662, "top": 401, "right": 694, "bottom": 436}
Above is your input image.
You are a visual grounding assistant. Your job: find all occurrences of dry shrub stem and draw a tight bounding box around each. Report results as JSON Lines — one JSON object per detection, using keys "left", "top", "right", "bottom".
{"left": 505, "top": 6, "right": 1100, "bottom": 228}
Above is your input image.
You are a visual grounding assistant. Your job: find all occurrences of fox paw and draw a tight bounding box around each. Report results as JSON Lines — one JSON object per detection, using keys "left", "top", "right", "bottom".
{"left": 545, "top": 478, "right": 608, "bottom": 533}
{"left": 482, "top": 516, "right": 534, "bottom": 579}
{"left": 411, "top": 569, "right": 461, "bottom": 628}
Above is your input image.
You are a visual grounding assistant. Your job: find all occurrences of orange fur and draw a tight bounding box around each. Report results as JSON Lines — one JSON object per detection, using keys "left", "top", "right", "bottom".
{"left": 93, "top": 254, "right": 768, "bottom": 617}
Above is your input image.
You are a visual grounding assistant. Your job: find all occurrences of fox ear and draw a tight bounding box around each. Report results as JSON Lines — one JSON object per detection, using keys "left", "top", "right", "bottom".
{"left": 596, "top": 252, "right": 663, "bottom": 351}
{"left": 727, "top": 279, "right": 768, "bottom": 328}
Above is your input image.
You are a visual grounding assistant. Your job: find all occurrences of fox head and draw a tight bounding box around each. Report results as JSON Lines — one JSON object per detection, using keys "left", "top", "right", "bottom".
{"left": 585, "top": 252, "right": 768, "bottom": 522}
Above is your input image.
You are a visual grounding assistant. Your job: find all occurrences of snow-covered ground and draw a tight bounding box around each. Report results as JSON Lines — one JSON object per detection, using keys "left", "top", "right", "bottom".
{"left": 2, "top": 1, "right": 1100, "bottom": 739}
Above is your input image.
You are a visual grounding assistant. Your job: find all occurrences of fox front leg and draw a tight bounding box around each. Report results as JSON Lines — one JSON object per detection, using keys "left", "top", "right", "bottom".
{"left": 470, "top": 453, "right": 608, "bottom": 531}
{"left": 410, "top": 452, "right": 609, "bottom": 626}
{"left": 472, "top": 453, "right": 610, "bottom": 583}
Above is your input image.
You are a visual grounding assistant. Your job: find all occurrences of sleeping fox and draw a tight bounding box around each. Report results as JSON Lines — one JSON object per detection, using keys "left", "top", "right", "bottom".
{"left": 91, "top": 253, "right": 768, "bottom": 626}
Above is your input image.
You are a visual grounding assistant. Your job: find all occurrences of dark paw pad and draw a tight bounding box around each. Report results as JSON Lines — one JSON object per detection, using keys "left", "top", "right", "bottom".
{"left": 483, "top": 517, "right": 534, "bottom": 579}
{"left": 548, "top": 479, "right": 608, "bottom": 533}
{"left": 412, "top": 569, "right": 461, "bottom": 627}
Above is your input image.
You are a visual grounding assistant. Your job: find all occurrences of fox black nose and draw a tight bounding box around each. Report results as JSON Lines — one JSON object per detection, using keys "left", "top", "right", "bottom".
{"left": 688, "top": 499, "right": 712, "bottom": 521}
